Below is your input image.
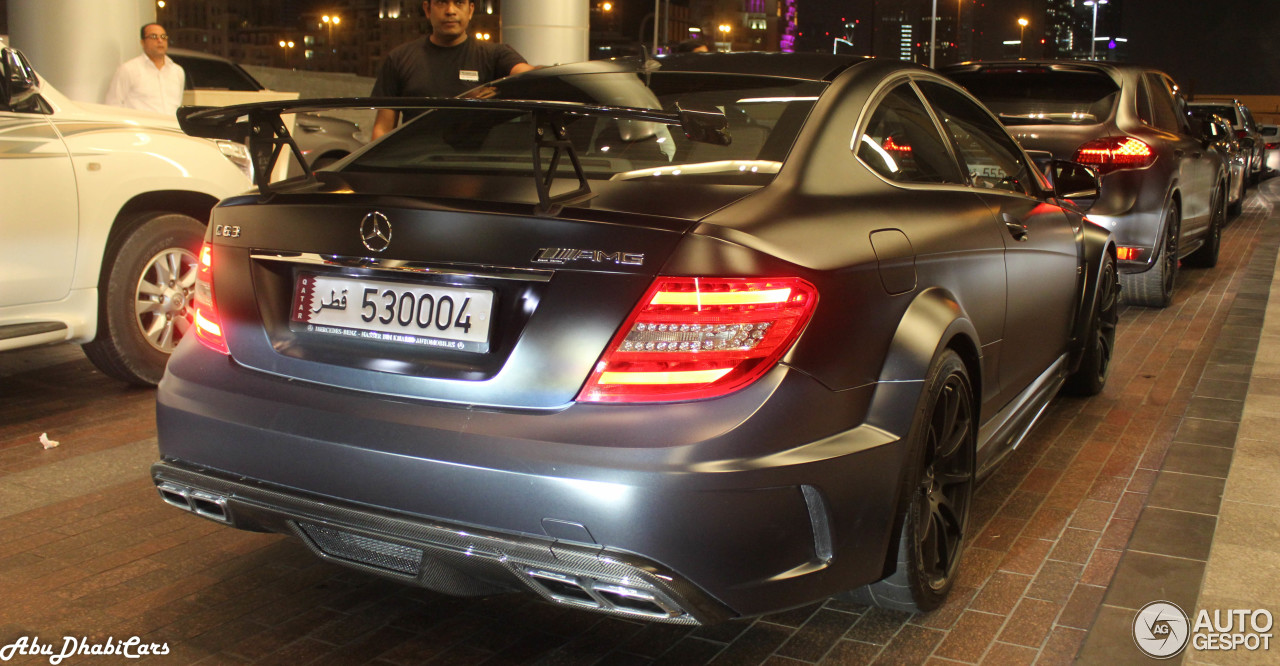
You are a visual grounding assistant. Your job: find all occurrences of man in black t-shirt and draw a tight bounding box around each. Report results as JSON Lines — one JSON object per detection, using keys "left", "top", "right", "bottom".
{"left": 371, "top": 0, "right": 534, "bottom": 139}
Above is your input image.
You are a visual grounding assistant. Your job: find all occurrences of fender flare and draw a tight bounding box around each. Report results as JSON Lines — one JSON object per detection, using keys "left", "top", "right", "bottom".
{"left": 861, "top": 288, "right": 982, "bottom": 580}
{"left": 1069, "top": 224, "right": 1118, "bottom": 373}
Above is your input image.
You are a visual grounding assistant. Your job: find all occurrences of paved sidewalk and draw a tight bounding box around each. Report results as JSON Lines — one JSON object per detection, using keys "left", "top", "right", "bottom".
{"left": 1, "top": 183, "right": 1278, "bottom": 664}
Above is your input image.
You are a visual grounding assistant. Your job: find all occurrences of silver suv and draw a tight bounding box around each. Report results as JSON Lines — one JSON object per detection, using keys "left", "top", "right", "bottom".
{"left": 1188, "top": 98, "right": 1266, "bottom": 185}
{"left": 943, "top": 61, "right": 1226, "bottom": 308}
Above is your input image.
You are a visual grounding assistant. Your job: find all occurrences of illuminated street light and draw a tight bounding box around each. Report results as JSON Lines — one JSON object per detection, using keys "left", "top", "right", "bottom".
{"left": 279, "top": 39, "right": 296, "bottom": 67}
{"left": 157, "top": 1, "right": 165, "bottom": 8}
{"left": 602, "top": 2, "right": 612, "bottom": 11}
{"left": 1017, "top": 17, "right": 1029, "bottom": 59}
{"left": 1083, "top": 0, "right": 1108, "bottom": 60}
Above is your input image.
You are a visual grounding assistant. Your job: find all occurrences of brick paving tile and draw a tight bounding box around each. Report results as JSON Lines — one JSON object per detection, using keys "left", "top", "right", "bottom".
{"left": 842, "top": 608, "right": 913, "bottom": 646}
{"left": 705, "top": 622, "right": 792, "bottom": 665}
{"left": 819, "top": 639, "right": 883, "bottom": 665}
{"left": 1080, "top": 548, "right": 1123, "bottom": 587}
{"left": 977, "top": 642, "right": 1038, "bottom": 665}
{"left": 911, "top": 586, "right": 976, "bottom": 631}
{"left": 1026, "top": 561, "right": 1083, "bottom": 604}
{"left": 1058, "top": 584, "right": 1107, "bottom": 630}
{"left": 954, "top": 547, "right": 1003, "bottom": 589}
{"left": 996, "top": 598, "right": 1062, "bottom": 648}
{"left": 774, "top": 608, "right": 860, "bottom": 662}
{"left": 933, "top": 611, "right": 1006, "bottom": 662}
{"left": 996, "top": 538, "right": 1054, "bottom": 577}
{"left": 1037, "top": 627, "right": 1088, "bottom": 666}
{"left": 870, "top": 624, "right": 945, "bottom": 665}
{"left": 968, "top": 572, "right": 1032, "bottom": 615}
{"left": 1047, "top": 528, "right": 1102, "bottom": 565}
{"left": 1020, "top": 508, "right": 1071, "bottom": 541}
{"left": 1097, "top": 517, "right": 1138, "bottom": 550}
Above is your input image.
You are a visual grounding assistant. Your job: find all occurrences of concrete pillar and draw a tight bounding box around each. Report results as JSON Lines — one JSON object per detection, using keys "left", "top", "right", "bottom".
{"left": 502, "top": 0, "right": 588, "bottom": 67}
{"left": 7, "top": 0, "right": 155, "bottom": 104}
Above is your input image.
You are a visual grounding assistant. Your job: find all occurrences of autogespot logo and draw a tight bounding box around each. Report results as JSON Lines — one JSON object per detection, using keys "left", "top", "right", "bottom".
{"left": 1134, "top": 601, "right": 1191, "bottom": 659}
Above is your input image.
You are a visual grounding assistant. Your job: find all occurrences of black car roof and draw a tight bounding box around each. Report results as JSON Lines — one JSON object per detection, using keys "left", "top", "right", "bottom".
{"left": 940, "top": 59, "right": 1140, "bottom": 78}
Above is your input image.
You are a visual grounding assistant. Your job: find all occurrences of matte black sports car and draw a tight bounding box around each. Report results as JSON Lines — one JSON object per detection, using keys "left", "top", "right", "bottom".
{"left": 153, "top": 54, "right": 1117, "bottom": 624}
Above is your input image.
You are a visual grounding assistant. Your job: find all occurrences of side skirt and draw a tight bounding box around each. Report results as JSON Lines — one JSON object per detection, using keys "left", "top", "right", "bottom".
{"left": 974, "top": 354, "right": 1069, "bottom": 479}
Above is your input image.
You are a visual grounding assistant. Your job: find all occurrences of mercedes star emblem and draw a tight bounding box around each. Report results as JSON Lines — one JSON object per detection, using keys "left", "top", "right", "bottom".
{"left": 360, "top": 212, "right": 392, "bottom": 253}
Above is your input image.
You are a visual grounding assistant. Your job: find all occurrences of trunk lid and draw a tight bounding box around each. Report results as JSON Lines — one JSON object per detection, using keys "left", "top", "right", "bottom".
{"left": 206, "top": 184, "right": 757, "bottom": 409}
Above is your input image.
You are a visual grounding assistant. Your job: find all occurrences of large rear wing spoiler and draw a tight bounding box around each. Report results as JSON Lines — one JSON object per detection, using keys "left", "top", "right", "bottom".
{"left": 177, "top": 97, "right": 730, "bottom": 213}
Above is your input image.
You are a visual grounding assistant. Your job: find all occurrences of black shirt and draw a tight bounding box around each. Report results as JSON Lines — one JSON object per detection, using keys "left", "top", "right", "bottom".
{"left": 372, "top": 36, "right": 527, "bottom": 100}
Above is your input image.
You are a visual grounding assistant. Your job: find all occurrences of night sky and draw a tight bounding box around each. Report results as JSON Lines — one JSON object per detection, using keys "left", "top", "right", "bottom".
{"left": 797, "top": 0, "right": 1280, "bottom": 95}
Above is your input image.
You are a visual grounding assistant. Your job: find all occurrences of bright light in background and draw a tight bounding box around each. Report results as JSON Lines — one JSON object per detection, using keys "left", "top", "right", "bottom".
{"left": 157, "top": 1, "right": 165, "bottom": 7}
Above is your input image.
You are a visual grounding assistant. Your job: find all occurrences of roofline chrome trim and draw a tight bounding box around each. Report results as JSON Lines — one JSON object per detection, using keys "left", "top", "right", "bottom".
{"left": 249, "top": 252, "right": 555, "bottom": 282}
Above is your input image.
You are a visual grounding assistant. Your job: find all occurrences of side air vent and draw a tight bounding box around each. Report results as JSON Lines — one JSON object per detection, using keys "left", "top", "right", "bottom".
{"left": 298, "top": 522, "right": 424, "bottom": 576}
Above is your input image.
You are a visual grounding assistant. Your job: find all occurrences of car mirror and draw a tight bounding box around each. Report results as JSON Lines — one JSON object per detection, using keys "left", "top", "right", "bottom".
{"left": 2, "top": 48, "right": 41, "bottom": 110}
{"left": 1050, "top": 159, "right": 1100, "bottom": 207}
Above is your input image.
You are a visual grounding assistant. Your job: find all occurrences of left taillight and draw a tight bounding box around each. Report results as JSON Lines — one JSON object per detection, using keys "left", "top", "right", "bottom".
{"left": 193, "top": 242, "right": 229, "bottom": 355}
{"left": 577, "top": 277, "right": 818, "bottom": 403}
{"left": 1072, "top": 136, "right": 1155, "bottom": 175}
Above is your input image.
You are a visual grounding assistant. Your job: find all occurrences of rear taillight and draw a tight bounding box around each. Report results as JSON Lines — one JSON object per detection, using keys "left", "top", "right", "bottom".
{"left": 577, "top": 277, "right": 818, "bottom": 403}
{"left": 1072, "top": 137, "right": 1155, "bottom": 175}
{"left": 193, "top": 242, "right": 229, "bottom": 355}
{"left": 1266, "top": 142, "right": 1278, "bottom": 150}
{"left": 1237, "top": 129, "right": 1249, "bottom": 141}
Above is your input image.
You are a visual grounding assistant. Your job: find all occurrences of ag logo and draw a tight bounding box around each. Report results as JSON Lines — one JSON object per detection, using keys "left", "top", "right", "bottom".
{"left": 1134, "top": 601, "right": 1190, "bottom": 659}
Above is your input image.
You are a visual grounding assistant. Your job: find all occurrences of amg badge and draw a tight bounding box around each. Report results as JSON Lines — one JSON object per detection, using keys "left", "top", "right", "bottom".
{"left": 533, "top": 248, "right": 644, "bottom": 266}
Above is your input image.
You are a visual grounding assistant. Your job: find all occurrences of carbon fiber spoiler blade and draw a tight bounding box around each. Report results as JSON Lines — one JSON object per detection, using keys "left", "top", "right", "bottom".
{"left": 177, "top": 97, "right": 730, "bottom": 211}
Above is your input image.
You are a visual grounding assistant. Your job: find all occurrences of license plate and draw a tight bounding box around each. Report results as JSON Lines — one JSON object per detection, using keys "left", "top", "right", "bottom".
{"left": 290, "top": 272, "right": 494, "bottom": 352}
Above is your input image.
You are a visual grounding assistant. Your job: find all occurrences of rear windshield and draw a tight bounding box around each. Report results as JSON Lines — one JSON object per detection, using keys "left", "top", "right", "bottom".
{"left": 1191, "top": 104, "right": 1239, "bottom": 126}
{"left": 947, "top": 69, "right": 1119, "bottom": 126}
{"left": 348, "top": 71, "right": 824, "bottom": 184}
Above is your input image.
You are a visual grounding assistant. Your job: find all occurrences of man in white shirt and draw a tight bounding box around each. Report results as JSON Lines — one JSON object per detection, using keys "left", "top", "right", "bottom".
{"left": 105, "top": 23, "right": 185, "bottom": 116}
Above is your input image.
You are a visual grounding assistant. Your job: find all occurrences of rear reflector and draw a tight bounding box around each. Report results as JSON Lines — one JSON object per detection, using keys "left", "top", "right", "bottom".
{"left": 577, "top": 277, "right": 818, "bottom": 403}
{"left": 193, "top": 241, "right": 229, "bottom": 355}
{"left": 1073, "top": 136, "right": 1155, "bottom": 175}
{"left": 1116, "top": 246, "right": 1144, "bottom": 262}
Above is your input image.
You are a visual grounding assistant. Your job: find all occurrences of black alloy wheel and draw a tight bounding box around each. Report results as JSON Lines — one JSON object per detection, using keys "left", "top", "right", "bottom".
{"left": 846, "top": 350, "right": 975, "bottom": 612}
{"left": 1064, "top": 252, "right": 1118, "bottom": 396}
{"left": 915, "top": 367, "right": 975, "bottom": 591}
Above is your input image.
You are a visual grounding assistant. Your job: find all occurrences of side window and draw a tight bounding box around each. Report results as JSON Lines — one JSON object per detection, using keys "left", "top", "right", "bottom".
{"left": 917, "top": 81, "right": 1030, "bottom": 194}
{"left": 1135, "top": 77, "right": 1153, "bottom": 126}
{"left": 855, "top": 82, "right": 963, "bottom": 185}
{"left": 1144, "top": 74, "right": 1181, "bottom": 132}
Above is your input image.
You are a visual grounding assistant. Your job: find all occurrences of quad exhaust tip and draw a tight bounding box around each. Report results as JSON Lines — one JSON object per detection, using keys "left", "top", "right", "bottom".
{"left": 524, "top": 568, "right": 684, "bottom": 620}
{"left": 156, "top": 481, "right": 231, "bottom": 524}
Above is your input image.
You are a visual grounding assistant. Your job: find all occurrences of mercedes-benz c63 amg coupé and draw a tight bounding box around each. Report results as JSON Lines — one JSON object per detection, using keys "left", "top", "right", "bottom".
{"left": 152, "top": 54, "right": 1118, "bottom": 624}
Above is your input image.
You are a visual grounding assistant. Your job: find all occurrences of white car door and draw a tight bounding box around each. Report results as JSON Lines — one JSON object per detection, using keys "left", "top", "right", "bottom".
{"left": 0, "top": 108, "right": 79, "bottom": 307}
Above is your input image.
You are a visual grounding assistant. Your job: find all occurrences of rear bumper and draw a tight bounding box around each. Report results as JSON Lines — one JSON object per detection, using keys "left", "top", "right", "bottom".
{"left": 154, "top": 341, "right": 915, "bottom": 621}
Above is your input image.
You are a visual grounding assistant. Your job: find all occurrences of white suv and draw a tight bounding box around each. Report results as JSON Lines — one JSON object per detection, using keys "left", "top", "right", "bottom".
{"left": 0, "top": 48, "right": 251, "bottom": 385}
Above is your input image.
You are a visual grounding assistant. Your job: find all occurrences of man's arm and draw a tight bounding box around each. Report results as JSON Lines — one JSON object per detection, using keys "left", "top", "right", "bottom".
{"left": 510, "top": 63, "right": 535, "bottom": 76}
{"left": 371, "top": 109, "right": 399, "bottom": 141}
{"left": 104, "top": 63, "right": 129, "bottom": 107}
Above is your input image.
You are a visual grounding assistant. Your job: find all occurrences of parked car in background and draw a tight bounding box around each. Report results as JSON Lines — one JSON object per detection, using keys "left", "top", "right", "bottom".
{"left": 1262, "top": 124, "right": 1280, "bottom": 174}
{"left": 1188, "top": 99, "right": 1265, "bottom": 185}
{"left": 0, "top": 48, "right": 250, "bottom": 384}
{"left": 942, "top": 61, "right": 1227, "bottom": 308}
{"left": 169, "top": 48, "right": 364, "bottom": 170}
{"left": 153, "top": 54, "right": 1118, "bottom": 623}
{"left": 1188, "top": 109, "right": 1247, "bottom": 216}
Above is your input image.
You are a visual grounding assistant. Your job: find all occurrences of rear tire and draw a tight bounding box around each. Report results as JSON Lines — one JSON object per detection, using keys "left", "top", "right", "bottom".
{"left": 82, "top": 213, "right": 204, "bottom": 386}
{"left": 1120, "top": 203, "right": 1179, "bottom": 308}
{"left": 1184, "top": 186, "right": 1223, "bottom": 268}
{"left": 1064, "top": 253, "right": 1118, "bottom": 396}
{"left": 843, "top": 349, "right": 975, "bottom": 613}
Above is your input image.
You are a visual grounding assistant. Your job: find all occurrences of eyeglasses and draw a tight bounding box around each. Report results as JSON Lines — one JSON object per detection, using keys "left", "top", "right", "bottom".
{"left": 145, "top": 34, "right": 170, "bottom": 41}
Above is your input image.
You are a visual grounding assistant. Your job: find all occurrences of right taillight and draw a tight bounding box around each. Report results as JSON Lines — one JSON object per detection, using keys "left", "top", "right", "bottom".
{"left": 1072, "top": 136, "right": 1155, "bottom": 175}
{"left": 193, "top": 241, "right": 229, "bottom": 355}
{"left": 577, "top": 277, "right": 818, "bottom": 403}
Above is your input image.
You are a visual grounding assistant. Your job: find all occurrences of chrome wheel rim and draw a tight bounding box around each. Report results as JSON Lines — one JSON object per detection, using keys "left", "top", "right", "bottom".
{"left": 134, "top": 247, "right": 198, "bottom": 352}
{"left": 917, "top": 374, "right": 974, "bottom": 590}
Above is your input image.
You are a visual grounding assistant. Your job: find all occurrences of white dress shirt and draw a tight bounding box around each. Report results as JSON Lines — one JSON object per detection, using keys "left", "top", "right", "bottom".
{"left": 104, "top": 54, "right": 185, "bottom": 116}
